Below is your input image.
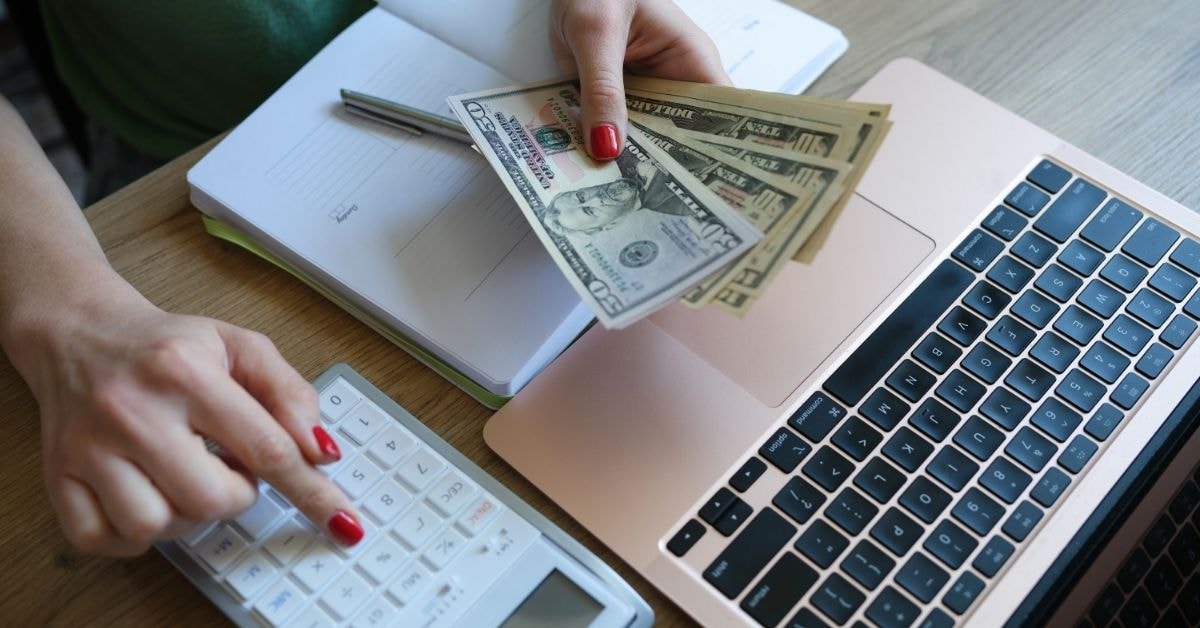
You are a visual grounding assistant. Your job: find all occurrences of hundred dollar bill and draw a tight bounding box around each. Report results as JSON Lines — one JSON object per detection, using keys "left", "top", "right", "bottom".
{"left": 447, "top": 79, "right": 761, "bottom": 329}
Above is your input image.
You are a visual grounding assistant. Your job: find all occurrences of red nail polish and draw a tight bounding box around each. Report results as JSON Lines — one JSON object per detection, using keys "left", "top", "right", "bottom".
{"left": 590, "top": 123, "right": 620, "bottom": 160}
{"left": 328, "top": 511, "right": 364, "bottom": 545}
{"left": 313, "top": 426, "right": 341, "bottom": 461}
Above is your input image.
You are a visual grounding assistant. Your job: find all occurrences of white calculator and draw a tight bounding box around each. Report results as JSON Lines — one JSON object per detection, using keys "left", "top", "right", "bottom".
{"left": 158, "top": 364, "right": 652, "bottom": 627}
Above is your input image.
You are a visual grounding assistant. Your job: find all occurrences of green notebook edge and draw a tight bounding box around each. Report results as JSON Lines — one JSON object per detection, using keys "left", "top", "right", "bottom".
{"left": 201, "top": 215, "right": 510, "bottom": 410}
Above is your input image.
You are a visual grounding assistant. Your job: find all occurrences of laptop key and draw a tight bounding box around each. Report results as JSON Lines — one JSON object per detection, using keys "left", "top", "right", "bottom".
{"left": 924, "top": 519, "right": 978, "bottom": 569}
{"left": 1005, "top": 358, "right": 1054, "bottom": 401}
{"left": 803, "top": 446, "right": 856, "bottom": 492}
{"left": 886, "top": 359, "right": 937, "bottom": 403}
{"left": 832, "top": 417, "right": 883, "bottom": 461}
{"left": 1103, "top": 314, "right": 1152, "bottom": 356}
{"left": 773, "top": 477, "right": 826, "bottom": 525}
{"left": 911, "top": 397, "right": 962, "bottom": 442}
{"left": 1027, "top": 159, "right": 1072, "bottom": 194}
{"left": 953, "top": 416, "right": 1005, "bottom": 461}
{"left": 912, "top": 333, "right": 963, "bottom": 374}
{"left": 1117, "top": 548, "right": 1152, "bottom": 592}
{"left": 983, "top": 206, "right": 1029, "bottom": 241}
{"left": 740, "top": 552, "right": 818, "bottom": 628}
{"left": 952, "top": 229, "right": 1005, "bottom": 272}
{"left": 826, "top": 488, "right": 879, "bottom": 536}
{"left": 759, "top": 427, "right": 812, "bottom": 473}
{"left": 1169, "top": 482, "right": 1200, "bottom": 523}
{"left": 1081, "top": 198, "right": 1142, "bottom": 251}
{"left": 952, "top": 487, "right": 1005, "bottom": 535}
{"left": 1002, "top": 500, "right": 1044, "bottom": 542}
{"left": 942, "top": 572, "right": 986, "bottom": 615}
{"left": 938, "top": 306, "right": 987, "bottom": 346}
{"left": 1170, "top": 238, "right": 1200, "bottom": 275}
{"left": 1054, "top": 304, "right": 1103, "bottom": 345}
{"left": 1059, "top": 240, "right": 1105, "bottom": 276}
{"left": 961, "top": 343, "right": 1011, "bottom": 384}
{"left": 1035, "top": 263, "right": 1083, "bottom": 302}
{"left": 1089, "top": 583, "right": 1125, "bottom": 625}
{"left": 715, "top": 500, "right": 753, "bottom": 536}
{"left": 795, "top": 519, "right": 850, "bottom": 569}
{"left": 1161, "top": 314, "right": 1198, "bottom": 349}
{"left": 1006, "top": 426, "right": 1056, "bottom": 472}
{"left": 1084, "top": 403, "right": 1125, "bottom": 441}
{"left": 964, "top": 281, "right": 1011, "bottom": 319}
{"left": 841, "top": 539, "right": 895, "bottom": 590}
{"left": 854, "top": 457, "right": 906, "bottom": 503}
{"left": 896, "top": 552, "right": 950, "bottom": 603}
{"left": 1034, "top": 179, "right": 1106, "bottom": 243}
{"left": 812, "top": 573, "right": 866, "bottom": 625}
{"left": 1169, "top": 525, "right": 1200, "bottom": 574}
{"left": 1058, "top": 435, "right": 1099, "bottom": 474}
{"left": 703, "top": 508, "right": 796, "bottom": 599}
{"left": 860, "top": 388, "right": 911, "bottom": 431}
{"left": 1128, "top": 288, "right": 1174, "bottom": 328}
{"left": 1188, "top": 291, "right": 1200, "bottom": 319}
{"left": 987, "top": 315, "right": 1036, "bottom": 355}
{"left": 1120, "top": 588, "right": 1160, "bottom": 627}
{"left": 1100, "top": 253, "right": 1149, "bottom": 292}
{"left": 1011, "top": 289, "right": 1058, "bottom": 329}
{"left": 866, "top": 586, "right": 920, "bottom": 628}
{"left": 1005, "top": 181, "right": 1050, "bottom": 216}
{"left": 788, "top": 391, "right": 847, "bottom": 442}
{"left": 1078, "top": 279, "right": 1126, "bottom": 318}
{"left": 979, "top": 388, "right": 1031, "bottom": 430}
{"left": 979, "top": 457, "right": 1031, "bottom": 504}
{"left": 973, "top": 536, "right": 1015, "bottom": 578}
{"left": 1012, "top": 231, "right": 1057, "bottom": 268}
{"left": 1081, "top": 341, "right": 1130, "bottom": 384}
{"left": 1146, "top": 514, "right": 1177, "bottom": 558}
{"left": 987, "top": 255, "right": 1035, "bottom": 293}
{"left": 1182, "top": 576, "right": 1200, "bottom": 624}
{"left": 1135, "top": 343, "right": 1174, "bottom": 378}
{"left": 1031, "top": 397, "right": 1082, "bottom": 442}
{"left": 883, "top": 427, "right": 935, "bottom": 472}
{"left": 934, "top": 370, "right": 985, "bottom": 413}
{"left": 786, "top": 608, "right": 833, "bottom": 628}
{"left": 1110, "top": 373, "right": 1150, "bottom": 410}
{"left": 824, "top": 259, "right": 973, "bottom": 405}
{"left": 1029, "top": 331, "right": 1080, "bottom": 373}
{"left": 871, "top": 508, "right": 924, "bottom": 557}
{"left": 667, "top": 519, "right": 705, "bottom": 557}
{"left": 700, "top": 487, "right": 739, "bottom": 525}
{"left": 1149, "top": 263, "right": 1196, "bottom": 301}
{"left": 927, "top": 447, "right": 979, "bottom": 492}
{"left": 900, "top": 477, "right": 952, "bottom": 523}
{"left": 1030, "top": 467, "right": 1071, "bottom": 507}
{"left": 1123, "top": 217, "right": 1180, "bottom": 267}
{"left": 729, "top": 457, "right": 767, "bottom": 493}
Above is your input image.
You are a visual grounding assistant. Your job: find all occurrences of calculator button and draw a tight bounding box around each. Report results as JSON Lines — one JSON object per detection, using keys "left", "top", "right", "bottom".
{"left": 320, "top": 378, "right": 361, "bottom": 424}
{"left": 363, "top": 477, "right": 412, "bottom": 525}
{"left": 427, "top": 471, "right": 478, "bottom": 517}
{"left": 340, "top": 402, "right": 389, "bottom": 446}
{"left": 457, "top": 495, "right": 502, "bottom": 537}
{"left": 181, "top": 521, "right": 216, "bottom": 548}
{"left": 320, "top": 569, "right": 372, "bottom": 620}
{"left": 397, "top": 448, "right": 446, "bottom": 491}
{"left": 351, "top": 595, "right": 399, "bottom": 628}
{"left": 226, "top": 549, "right": 279, "bottom": 601}
{"left": 422, "top": 526, "right": 467, "bottom": 571}
{"left": 194, "top": 524, "right": 249, "bottom": 573}
{"left": 335, "top": 456, "right": 386, "bottom": 501}
{"left": 394, "top": 502, "right": 443, "bottom": 550}
{"left": 367, "top": 425, "right": 416, "bottom": 469}
{"left": 292, "top": 605, "right": 337, "bottom": 628}
{"left": 254, "top": 578, "right": 306, "bottom": 626}
{"left": 234, "top": 490, "right": 286, "bottom": 539}
{"left": 292, "top": 542, "right": 344, "bottom": 592}
{"left": 387, "top": 561, "right": 432, "bottom": 605}
{"left": 357, "top": 535, "right": 408, "bottom": 585}
{"left": 263, "top": 518, "right": 316, "bottom": 567}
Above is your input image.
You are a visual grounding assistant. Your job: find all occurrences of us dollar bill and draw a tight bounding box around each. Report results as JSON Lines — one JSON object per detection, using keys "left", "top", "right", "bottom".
{"left": 447, "top": 79, "right": 761, "bottom": 329}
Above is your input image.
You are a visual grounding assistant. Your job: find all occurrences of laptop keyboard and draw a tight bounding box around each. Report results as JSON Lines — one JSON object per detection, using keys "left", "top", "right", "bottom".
{"left": 666, "top": 158, "right": 1200, "bottom": 627}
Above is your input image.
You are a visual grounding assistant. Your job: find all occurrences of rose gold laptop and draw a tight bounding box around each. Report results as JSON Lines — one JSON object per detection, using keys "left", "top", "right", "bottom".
{"left": 485, "top": 58, "right": 1200, "bottom": 626}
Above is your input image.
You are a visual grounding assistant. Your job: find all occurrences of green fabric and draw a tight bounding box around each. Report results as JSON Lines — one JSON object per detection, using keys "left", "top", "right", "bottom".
{"left": 41, "top": 0, "right": 373, "bottom": 160}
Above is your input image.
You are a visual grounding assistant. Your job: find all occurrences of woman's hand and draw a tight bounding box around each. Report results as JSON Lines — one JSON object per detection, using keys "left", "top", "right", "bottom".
{"left": 551, "top": 0, "right": 730, "bottom": 160}
{"left": 5, "top": 277, "right": 362, "bottom": 556}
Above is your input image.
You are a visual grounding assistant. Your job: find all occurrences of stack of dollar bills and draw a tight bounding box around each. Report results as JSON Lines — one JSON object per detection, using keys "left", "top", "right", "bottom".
{"left": 448, "top": 76, "right": 890, "bottom": 328}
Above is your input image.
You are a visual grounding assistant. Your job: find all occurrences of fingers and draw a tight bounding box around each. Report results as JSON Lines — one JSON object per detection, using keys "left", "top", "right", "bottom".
{"left": 627, "top": 0, "right": 730, "bottom": 85}
{"left": 49, "top": 474, "right": 154, "bottom": 557}
{"left": 558, "top": 1, "right": 634, "bottom": 160}
{"left": 190, "top": 366, "right": 364, "bottom": 546}
{"left": 217, "top": 324, "right": 339, "bottom": 466}
{"left": 128, "top": 424, "right": 258, "bottom": 522}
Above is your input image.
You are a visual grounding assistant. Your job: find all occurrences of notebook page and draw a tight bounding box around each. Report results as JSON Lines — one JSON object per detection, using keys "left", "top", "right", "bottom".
{"left": 188, "top": 9, "right": 591, "bottom": 393}
{"left": 375, "top": 0, "right": 847, "bottom": 93}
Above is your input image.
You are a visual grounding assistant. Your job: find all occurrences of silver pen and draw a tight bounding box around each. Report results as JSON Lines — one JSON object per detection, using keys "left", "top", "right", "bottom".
{"left": 339, "top": 88, "right": 474, "bottom": 145}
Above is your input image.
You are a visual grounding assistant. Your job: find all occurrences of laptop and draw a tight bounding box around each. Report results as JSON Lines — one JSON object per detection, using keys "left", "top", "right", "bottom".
{"left": 483, "top": 57, "right": 1200, "bottom": 627}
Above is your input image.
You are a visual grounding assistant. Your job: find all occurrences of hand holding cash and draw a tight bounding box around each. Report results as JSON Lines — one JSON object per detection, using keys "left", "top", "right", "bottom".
{"left": 447, "top": 77, "right": 890, "bottom": 328}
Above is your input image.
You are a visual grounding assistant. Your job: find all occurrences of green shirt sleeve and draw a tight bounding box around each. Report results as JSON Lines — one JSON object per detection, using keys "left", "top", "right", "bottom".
{"left": 41, "top": 0, "right": 373, "bottom": 160}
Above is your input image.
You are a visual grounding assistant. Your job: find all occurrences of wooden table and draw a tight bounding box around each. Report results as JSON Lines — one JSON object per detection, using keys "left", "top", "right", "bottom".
{"left": 2, "top": 1, "right": 1197, "bottom": 625}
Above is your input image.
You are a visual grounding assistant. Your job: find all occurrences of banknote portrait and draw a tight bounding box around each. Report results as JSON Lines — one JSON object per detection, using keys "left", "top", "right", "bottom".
{"left": 540, "top": 150, "right": 690, "bottom": 237}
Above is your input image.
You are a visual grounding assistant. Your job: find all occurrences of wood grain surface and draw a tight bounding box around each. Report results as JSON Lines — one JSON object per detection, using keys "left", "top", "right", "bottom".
{"left": 1, "top": 1, "right": 1196, "bottom": 625}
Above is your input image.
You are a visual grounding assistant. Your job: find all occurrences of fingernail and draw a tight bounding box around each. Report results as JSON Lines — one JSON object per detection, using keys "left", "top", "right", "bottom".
{"left": 590, "top": 123, "right": 620, "bottom": 160}
{"left": 328, "top": 511, "right": 364, "bottom": 545}
{"left": 313, "top": 426, "right": 341, "bottom": 461}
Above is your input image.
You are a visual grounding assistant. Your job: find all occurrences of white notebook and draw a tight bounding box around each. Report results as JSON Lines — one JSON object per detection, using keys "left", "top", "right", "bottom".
{"left": 187, "top": 4, "right": 847, "bottom": 407}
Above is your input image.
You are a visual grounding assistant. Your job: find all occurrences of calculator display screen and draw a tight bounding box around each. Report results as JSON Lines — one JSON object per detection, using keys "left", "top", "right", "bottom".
{"left": 500, "top": 569, "right": 603, "bottom": 627}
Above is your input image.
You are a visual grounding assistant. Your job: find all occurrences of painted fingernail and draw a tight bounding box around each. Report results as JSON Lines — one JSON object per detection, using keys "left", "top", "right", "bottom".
{"left": 328, "top": 511, "right": 364, "bottom": 545}
{"left": 313, "top": 426, "right": 341, "bottom": 461}
{"left": 590, "top": 123, "right": 620, "bottom": 160}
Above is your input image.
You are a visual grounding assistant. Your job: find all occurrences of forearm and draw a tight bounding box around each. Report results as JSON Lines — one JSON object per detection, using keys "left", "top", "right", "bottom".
{"left": 0, "top": 96, "right": 144, "bottom": 366}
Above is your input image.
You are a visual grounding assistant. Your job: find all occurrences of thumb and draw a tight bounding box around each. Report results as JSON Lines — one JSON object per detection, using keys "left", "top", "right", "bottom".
{"left": 564, "top": 9, "right": 632, "bottom": 161}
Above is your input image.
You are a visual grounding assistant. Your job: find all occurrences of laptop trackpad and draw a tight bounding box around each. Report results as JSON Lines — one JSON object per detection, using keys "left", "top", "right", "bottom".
{"left": 649, "top": 194, "right": 934, "bottom": 407}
